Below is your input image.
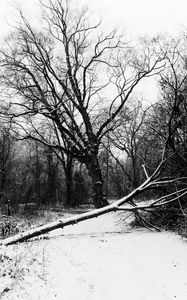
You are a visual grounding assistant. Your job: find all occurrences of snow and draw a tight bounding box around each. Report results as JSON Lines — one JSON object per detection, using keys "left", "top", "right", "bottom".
{"left": 1, "top": 212, "right": 187, "bottom": 300}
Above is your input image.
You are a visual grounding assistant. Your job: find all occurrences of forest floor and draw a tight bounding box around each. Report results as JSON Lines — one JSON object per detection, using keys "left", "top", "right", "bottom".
{"left": 0, "top": 210, "right": 187, "bottom": 300}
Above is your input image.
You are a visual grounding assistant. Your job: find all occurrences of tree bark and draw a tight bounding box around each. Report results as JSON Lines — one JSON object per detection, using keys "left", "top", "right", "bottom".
{"left": 64, "top": 154, "right": 74, "bottom": 206}
{"left": 0, "top": 205, "right": 115, "bottom": 246}
{"left": 86, "top": 155, "right": 109, "bottom": 208}
{"left": 65, "top": 177, "right": 73, "bottom": 206}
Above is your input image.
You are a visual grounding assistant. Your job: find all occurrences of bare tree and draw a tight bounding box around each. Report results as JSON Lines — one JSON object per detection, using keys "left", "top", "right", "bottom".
{"left": 109, "top": 101, "right": 151, "bottom": 189}
{"left": 35, "top": 122, "right": 75, "bottom": 205}
{"left": 0, "top": 0, "right": 163, "bottom": 207}
{"left": 0, "top": 123, "right": 15, "bottom": 207}
{"left": 152, "top": 36, "right": 187, "bottom": 168}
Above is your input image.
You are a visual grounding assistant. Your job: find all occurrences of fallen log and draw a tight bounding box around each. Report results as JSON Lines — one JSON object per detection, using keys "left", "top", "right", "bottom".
{"left": 1, "top": 206, "right": 115, "bottom": 246}
{"left": 0, "top": 181, "right": 145, "bottom": 246}
{"left": 1, "top": 161, "right": 186, "bottom": 246}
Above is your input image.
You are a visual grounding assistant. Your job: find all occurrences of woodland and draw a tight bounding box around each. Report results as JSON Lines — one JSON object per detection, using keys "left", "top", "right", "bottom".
{"left": 0, "top": 0, "right": 187, "bottom": 245}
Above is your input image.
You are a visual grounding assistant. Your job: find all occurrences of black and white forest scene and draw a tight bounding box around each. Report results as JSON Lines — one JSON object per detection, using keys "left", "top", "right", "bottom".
{"left": 0, "top": 0, "right": 187, "bottom": 299}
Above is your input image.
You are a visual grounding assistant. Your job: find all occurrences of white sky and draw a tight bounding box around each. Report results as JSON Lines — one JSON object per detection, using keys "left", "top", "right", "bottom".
{"left": 0, "top": 0, "right": 187, "bottom": 102}
{"left": 0, "top": 0, "right": 186, "bottom": 37}
{"left": 82, "top": 0, "right": 187, "bottom": 38}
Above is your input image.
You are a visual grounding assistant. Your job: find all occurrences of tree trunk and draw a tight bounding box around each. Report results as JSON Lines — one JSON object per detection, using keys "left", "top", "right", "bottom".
{"left": 86, "top": 155, "right": 109, "bottom": 208}
{"left": 65, "top": 176, "right": 73, "bottom": 206}
{"left": 64, "top": 155, "right": 74, "bottom": 206}
{"left": 1, "top": 204, "right": 116, "bottom": 246}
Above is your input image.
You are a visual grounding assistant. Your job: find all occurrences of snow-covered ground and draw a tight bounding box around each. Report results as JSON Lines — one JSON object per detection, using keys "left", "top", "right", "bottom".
{"left": 1, "top": 211, "right": 187, "bottom": 300}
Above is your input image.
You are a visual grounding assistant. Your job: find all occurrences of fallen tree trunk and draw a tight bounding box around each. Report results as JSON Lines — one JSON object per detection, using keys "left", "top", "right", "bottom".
{"left": 1, "top": 159, "right": 187, "bottom": 246}
{"left": 1, "top": 175, "right": 151, "bottom": 246}
{"left": 0, "top": 206, "right": 114, "bottom": 246}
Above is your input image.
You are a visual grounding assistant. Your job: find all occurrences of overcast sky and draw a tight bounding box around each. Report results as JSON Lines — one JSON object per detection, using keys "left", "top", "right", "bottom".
{"left": 0, "top": 0, "right": 186, "bottom": 103}
{"left": 0, "top": 0, "right": 186, "bottom": 37}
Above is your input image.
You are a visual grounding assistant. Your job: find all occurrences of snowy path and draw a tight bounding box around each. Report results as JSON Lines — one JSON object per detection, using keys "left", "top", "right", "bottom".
{"left": 1, "top": 212, "right": 187, "bottom": 300}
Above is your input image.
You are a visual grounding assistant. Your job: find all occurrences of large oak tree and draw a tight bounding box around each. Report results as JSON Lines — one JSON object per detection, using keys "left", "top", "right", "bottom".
{"left": 0, "top": 0, "right": 163, "bottom": 207}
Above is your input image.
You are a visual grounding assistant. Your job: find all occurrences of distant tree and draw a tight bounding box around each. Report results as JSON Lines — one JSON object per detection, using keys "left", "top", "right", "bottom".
{"left": 109, "top": 101, "right": 150, "bottom": 189}
{"left": 0, "top": 123, "right": 15, "bottom": 206}
{"left": 148, "top": 36, "right": 187, "bottom": 177}
{"left": 44, "top": 146, "right": 60, "bottom": 204}
{"left": 70, "top": 170, "right": 88, "bottom": 206}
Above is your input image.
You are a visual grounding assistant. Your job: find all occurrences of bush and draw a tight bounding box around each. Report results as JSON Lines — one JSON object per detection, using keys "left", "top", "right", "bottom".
{"left": 0, "top": 216, "right": 19, "bottom": 238}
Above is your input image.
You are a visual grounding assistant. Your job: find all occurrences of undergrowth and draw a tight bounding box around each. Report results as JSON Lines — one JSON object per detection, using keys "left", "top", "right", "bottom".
{"left": 131, "top": 202, "right": 187, "bottom": 237}
{"left": 0, "top": 241, "right": 48, "bottom": 298}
